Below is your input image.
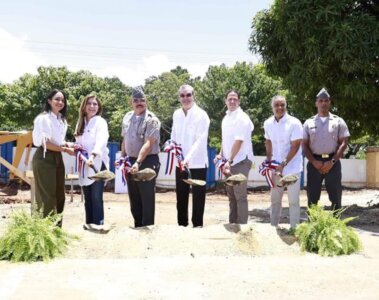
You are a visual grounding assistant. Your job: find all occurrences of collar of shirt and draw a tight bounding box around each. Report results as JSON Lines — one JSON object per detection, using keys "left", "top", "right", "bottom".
{"left": 48, "top": 111, "right": 63, "bottom": 121}
{"left": 315, "top": 112, "right": 335, "bottom": 120}
{"left": 180, "top": 102, "right": 198, "bottom": 117}
{"left": 274, "top": 112, "right": 289, "bottom": 123}
{"left": 225, "top": 106, "right": 242, "bottom": 117}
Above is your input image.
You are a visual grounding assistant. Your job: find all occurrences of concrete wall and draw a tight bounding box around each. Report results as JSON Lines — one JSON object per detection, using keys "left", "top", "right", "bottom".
{"left": 2, "top": 147, "right": 368, "bottom": 189}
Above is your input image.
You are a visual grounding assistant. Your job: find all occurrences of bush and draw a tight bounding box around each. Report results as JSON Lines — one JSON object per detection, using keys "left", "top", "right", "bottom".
{"left": 295, "top": 205, "right": 362, "bottom": 256}
{"left": 0, "top": 210, "right": 77, "bottom": 262}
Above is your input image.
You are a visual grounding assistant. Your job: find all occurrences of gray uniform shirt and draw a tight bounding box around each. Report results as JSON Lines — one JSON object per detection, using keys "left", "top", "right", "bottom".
{"left": 303, "top": 113, "right": 350, "bottom": 154}
{"left": 121, "top": 109, "right": 161, "bottom": 157}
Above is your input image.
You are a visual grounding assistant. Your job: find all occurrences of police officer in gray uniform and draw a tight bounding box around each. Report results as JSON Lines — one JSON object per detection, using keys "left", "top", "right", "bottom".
{"left": 121, "top": 87, "right": 161, "bottom": 227}
{"left": 302, "top": 88, "right": 350, "bottom": 210}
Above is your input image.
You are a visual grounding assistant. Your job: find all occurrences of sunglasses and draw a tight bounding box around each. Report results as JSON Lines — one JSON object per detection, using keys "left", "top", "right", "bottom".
{"left": 180, "top": 93, "right": 192, "bottom": 98}
{"left": 133, "top": 98, "right": 146, "bottom": 103}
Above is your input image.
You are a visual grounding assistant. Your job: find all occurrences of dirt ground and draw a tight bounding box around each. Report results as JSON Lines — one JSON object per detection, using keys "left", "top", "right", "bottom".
{"left": 0, "top": 187, "right": 379, "bottom": 300}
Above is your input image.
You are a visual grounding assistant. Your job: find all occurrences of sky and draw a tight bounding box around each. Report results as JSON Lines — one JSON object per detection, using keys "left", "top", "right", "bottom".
{"left": 0, "top": 0, "right": 273, "bottom": 86}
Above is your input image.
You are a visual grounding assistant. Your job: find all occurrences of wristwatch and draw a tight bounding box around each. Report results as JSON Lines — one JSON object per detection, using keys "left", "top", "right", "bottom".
{"left": 136, "top": 160, "right": 142, "bottom": 167}
{"left": 280, "top": 159, "right": 288, "bottom": 167}
{"left": 331, "top": 158, "right": 336, "bottom": 164}
{"left": 228, "top": 159, "right": 233, "bottom": 164}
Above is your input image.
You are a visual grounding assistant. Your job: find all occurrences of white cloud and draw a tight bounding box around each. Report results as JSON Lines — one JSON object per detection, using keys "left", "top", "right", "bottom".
{"left": 0, "top": 28, "right": 45, "bottom": 83}
{"left": 92, "top": 54, "right": 221, "bottom": 86}
{"left": 0, "top": 27, "right": 222, "bottom": 86}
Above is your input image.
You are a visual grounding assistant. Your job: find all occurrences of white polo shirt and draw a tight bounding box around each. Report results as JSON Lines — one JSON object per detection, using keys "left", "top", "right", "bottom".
{"left": 171, "top": 103, "right": 210, "bottom": 169}
{"left": 75, "top": 115, "right": 110, "bottom": 186}
{"left": 264, "top": 113, "right": 303, "bottom": 175}
{"left": 32, "top": 111, "right": 67, "bottom": 147}
{"left": 221, "top": 107, "right": 254, "bottom": 165}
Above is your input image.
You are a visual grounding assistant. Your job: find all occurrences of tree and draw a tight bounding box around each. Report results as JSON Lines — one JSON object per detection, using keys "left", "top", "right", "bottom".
{"left": 144, "top": 67, "right": 193, "bottom": 144}
{"left": 196, "top": 62, "right": 285, "bottom": 154}
{"left": 249, "top": 0, "right": 379, "bottom": 139}
{"left": 0, "top": 66, "right": 130, "bottom": 141}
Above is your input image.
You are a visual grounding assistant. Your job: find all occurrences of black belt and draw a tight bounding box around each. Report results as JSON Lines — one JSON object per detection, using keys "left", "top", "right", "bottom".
{"left": 129, "top": 154, "right": 158, "bottom": 160}
{"left": 313, "top": 153, "right": 334, "bottom": 159}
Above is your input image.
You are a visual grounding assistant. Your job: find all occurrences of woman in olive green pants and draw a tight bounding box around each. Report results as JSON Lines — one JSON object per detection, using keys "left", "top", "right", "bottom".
{"left": 32, "top": 89, "right": 73, "bottom": 223}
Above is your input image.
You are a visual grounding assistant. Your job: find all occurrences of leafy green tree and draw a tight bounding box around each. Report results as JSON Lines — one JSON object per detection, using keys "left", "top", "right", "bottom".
{"left": 196, "top": 62, "right": 285, "bottom": 155}
{"left": 249, "top": 0, "right": 379, "bottom": 139}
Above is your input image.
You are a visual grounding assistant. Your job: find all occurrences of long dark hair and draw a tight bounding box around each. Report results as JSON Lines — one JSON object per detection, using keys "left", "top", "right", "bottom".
{"left": 74, "top": 94, "right": 103, "bottom": 136}
{"left": 44, "top": 89, "right": 67, "bottom": 119}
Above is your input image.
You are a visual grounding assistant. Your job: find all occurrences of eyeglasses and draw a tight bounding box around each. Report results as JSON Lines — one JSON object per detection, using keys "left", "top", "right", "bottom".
{"left": 133, "top": 98, "right": 146, "bottom": 103}
{"left": 274, "top": 103, "right": 286, "bottom": 108}
{"left": 180, "top": 93, "right": 192, "bottom": 98}
{"left": 86, "top": 102, "right": 98, "bottom": 106}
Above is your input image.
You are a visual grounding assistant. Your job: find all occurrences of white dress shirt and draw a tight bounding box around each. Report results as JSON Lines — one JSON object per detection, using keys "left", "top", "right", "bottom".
{"left": 75, "top": 116, "right": 110, "bottom": 186}
{"left": 33, "top": 111, "right": 67, "bottom": 148}
{"left": 221, "top": 107, "right": 254, "bottom": 165}
{"left": 264, "top": 113, "right": 303, "bottom": 175}
{"left": 171, "top": 103, "right": 210, "bottom": 168}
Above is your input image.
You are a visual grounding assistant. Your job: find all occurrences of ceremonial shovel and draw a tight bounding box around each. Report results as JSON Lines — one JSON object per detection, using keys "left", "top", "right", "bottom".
{"left": 87, "top": 164, "right": 115, "bottom": 182}
{"left": 182, "top": 167, "right": 206, "bottom": 186}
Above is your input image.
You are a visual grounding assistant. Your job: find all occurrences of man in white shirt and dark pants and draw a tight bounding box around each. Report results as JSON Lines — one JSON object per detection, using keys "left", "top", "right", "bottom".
{"left": 171, "top": 84, "right": 210, "bottom": 227}
{"left": 263, "top": 95, "right": 303, "bottom": 229}
{"left": 219, "top": 90, "right": 254, "bottom": 224}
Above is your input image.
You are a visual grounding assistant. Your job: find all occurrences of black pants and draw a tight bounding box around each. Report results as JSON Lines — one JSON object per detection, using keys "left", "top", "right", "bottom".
{"left": 126, "top": 155, "right": 160, "bottom": 227}
{"left": 307, "top": 158, "right": 342, "bottom": 210}
{"left": 82, "top": 163, "right": 106, "bottom": 225}
{"left": 175, "top": 167, "right": 207, "bottom": 227}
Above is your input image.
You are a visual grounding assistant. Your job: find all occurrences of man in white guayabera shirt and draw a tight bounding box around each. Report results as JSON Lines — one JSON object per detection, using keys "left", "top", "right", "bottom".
{"left": 263, "top": 95, "right": 303, "bottom": 229}
{"left": 171, "top": 84, "right": 210, "bottom": 227}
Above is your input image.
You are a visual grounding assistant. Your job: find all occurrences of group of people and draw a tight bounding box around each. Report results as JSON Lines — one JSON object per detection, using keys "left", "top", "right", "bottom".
{"left": 31, "top": 85, "right": 349, "bottom": 232}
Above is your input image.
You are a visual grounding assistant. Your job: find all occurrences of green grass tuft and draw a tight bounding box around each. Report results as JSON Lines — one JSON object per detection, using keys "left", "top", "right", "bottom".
{"left": 0, "top": 210, "right": 77, "bottom": 262}
{"left": 295, "top": 205, "right": 362, "bottom": 256}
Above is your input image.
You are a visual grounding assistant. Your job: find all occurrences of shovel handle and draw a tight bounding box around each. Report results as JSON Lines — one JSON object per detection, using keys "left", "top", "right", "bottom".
{"left": 78, "top": 152, "right": 99, "bottom": 173}
{"left": 89, "top": 164, "right": 99, "bottom": 173}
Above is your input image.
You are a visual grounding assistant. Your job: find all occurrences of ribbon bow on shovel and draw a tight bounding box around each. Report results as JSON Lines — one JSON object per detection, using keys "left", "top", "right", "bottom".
{"left": 74, "top": 144, "right": 115, "bottom": 182}
{"left": 259, "top": 160, "right": 298, "bottom": 188}
{"left": 214, "top": 156, "right": 247, "bottom": 186}
{"left": 115, "top": 156, "right": 156, "bottom": 184}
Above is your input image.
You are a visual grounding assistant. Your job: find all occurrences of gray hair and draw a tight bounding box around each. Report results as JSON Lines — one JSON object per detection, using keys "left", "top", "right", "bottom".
{"left": 271, "top": 95, "right": 287, "bottom": 108}
{"left": 178, "top": 84, "right": 195, "bottom": 95}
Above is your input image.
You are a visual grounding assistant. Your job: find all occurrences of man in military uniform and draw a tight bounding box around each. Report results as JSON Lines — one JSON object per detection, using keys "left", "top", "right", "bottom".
{"left": 302, "top": 88, "right": 350, "bottom": 210}
{"left": 121, "top": 86, "right": 161, "bottom": 227}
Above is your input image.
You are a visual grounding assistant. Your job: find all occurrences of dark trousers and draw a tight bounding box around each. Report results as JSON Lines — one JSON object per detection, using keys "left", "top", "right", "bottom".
{"left": 126, "top": 155, "right": 160, "bottom": 227}
{"left": 307, "top": 159, "right": 342, "bottom": 210}
{"left": 82, "top": 169, "right": 105, "bottom": 225}
{"left": 175, "top": 167, "right": 207, "bottom": 227}
{"left": 32, "top": 148, "right": 65, "bottom": 220}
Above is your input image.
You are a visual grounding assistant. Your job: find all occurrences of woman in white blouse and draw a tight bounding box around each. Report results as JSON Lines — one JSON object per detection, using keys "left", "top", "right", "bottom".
{"left": 74, "top": 95, "right": 109, "bottom": 231}
{"left": 32, "top": 89, "right": 72, "bottom": 224}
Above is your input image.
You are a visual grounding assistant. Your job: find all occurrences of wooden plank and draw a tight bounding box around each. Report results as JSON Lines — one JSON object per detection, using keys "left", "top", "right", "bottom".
{"left": 0, "top": 156, "right": 31, "bottom": 185}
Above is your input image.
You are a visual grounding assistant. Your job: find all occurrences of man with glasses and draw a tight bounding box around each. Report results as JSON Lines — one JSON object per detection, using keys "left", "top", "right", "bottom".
{"left": 302, "top": 88, "right": 350, "bottom": 210}
{"left": 263, "top": 95, "right": 303, "bottom": 229}
{"left": 121, "top": 86, "right": 161, "bottom": 227}
{"left": 171, "top": 84, "right": 210, "bottom": 227}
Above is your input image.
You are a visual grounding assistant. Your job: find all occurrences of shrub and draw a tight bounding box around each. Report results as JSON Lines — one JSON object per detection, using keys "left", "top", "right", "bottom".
{"left": 295, "top": 205, "right": 362, "bottom": 256}
{"left": 0, "top": 210, "right": 77, "bottom": 262}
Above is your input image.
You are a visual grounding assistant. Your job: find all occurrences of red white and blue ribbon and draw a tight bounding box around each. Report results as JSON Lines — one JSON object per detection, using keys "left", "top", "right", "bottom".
{"left": 259, "top": 160, "right": 281, "bottom": 188}
{"left": 74, "top": 143, "right": 89, "bottom": 178}
{"left": 163, "top": 140, "right": 184, "bottom": 175}
{"left": 215, "top": 157, "right": 227, "bottom": 179}
{"left": 116, "top": 156, "right": 132, "bottom": 185}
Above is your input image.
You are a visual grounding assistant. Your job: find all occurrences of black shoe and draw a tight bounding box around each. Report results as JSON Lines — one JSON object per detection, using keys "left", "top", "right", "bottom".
{"left": 0, "top": 180, "right": 19, "bottom": 196}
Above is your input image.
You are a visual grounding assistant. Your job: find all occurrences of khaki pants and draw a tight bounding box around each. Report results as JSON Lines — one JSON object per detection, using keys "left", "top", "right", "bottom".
{"left": 225, "top": 158, "right": 252, "bottom": 224}
{"left": 270, "top": 172, "right": 300, "bottom": 229}
{"left": 32, "top": 148, "right": 65, "bottom": 218}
